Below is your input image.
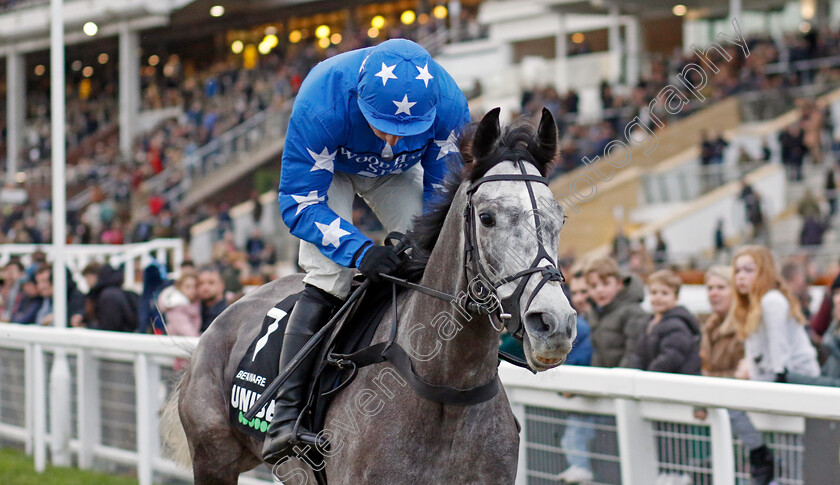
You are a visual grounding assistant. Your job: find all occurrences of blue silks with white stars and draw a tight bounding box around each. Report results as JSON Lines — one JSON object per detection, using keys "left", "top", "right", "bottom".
{"left": 278, "top": 39, "right": 470, "bottom": 268}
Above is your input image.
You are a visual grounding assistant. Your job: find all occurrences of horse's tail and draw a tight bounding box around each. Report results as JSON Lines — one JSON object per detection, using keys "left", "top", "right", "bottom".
{"left": 159, "top": 363, "right": 192, "bottom": 468}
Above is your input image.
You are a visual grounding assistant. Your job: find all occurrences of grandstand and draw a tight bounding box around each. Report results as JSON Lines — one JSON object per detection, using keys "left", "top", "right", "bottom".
{"left": 2, "top": 0, "right": 840, "bottom": 484}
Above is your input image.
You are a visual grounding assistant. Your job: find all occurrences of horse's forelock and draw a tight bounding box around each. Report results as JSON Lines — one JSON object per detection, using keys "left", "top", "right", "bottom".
{"left": 405, "top": 114, "right": 556, "bottom": 267}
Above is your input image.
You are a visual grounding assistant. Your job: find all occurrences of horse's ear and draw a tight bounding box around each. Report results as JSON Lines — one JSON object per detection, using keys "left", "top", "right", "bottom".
{"left": 472, "top": 107, "right": 501, "bottom": 161}
{"left": 534, "top": 107, "right": 558, "bottom": 172}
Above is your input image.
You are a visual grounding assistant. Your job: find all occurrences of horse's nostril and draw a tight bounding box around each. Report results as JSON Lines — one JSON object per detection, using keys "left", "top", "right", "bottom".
{"left": 565, "top": 325, "right": 573, "bottom": 339}
{"left": 525, "top": 312, "right": 552, "bottom": 334}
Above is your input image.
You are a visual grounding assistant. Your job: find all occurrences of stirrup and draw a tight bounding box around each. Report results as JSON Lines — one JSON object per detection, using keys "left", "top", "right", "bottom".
{"left": 290, "top": 410, "right": 329, "bottom": 450}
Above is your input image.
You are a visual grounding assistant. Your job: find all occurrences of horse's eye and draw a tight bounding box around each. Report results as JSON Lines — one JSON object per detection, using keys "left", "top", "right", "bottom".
{"left": 479, "top": 212, "right": 495, "bottom": 227}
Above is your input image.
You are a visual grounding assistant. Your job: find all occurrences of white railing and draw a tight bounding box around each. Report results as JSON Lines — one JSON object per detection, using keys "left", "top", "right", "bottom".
{"left": 2, "top": 323, "right": 839, "bottom": 484}
{"left": 503, "top": 364, "right": 840, "bottom": 484}
{"left": 0, "top": 239, "right": 184, "bottom": 292}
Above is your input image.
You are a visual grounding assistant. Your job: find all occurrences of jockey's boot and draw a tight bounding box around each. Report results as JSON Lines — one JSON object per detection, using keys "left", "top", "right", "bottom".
{"left": 262, "top": 284, "right": 339, "bottom": 463}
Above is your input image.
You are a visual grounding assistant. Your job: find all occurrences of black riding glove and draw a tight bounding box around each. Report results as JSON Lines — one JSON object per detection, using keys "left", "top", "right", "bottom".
{"left": 357, "top": 245, "right": 401, "bottom": 282}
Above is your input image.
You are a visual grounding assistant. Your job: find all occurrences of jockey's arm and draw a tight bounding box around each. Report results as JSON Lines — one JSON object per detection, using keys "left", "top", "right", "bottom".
{"left": 420, "top": 94, "right": 471, "bottom": 212}
{"left": 278, "top": 105, "right": 374, "bottom": 269}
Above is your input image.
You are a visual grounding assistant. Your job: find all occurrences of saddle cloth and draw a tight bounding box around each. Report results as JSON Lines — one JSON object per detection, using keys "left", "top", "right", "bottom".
{"left": 229, "top": 279, "right": 395, "bottom": 440}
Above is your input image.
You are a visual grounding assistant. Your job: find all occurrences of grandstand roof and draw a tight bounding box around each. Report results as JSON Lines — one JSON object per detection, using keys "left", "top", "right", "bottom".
{"left": 543, "top": 0, "right": 789, "bottom": 17}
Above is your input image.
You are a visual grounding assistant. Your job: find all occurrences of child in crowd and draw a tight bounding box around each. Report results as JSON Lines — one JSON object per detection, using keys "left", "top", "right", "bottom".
{"left": 629, "top": 270, "right": 701, "bottom": 374}
{"left": 158, "top": 271, "right": 201, "bottom": 338}
{"left": 584, "top": 256, "right": 647, "bottom": 368}
{"left": 555, "top": 269, "right": 595, "bottom": 484}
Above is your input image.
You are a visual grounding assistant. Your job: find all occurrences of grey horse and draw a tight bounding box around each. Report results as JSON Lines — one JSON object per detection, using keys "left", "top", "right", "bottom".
{"left": 160, "top": 108, "right": 577, "bottom": 484}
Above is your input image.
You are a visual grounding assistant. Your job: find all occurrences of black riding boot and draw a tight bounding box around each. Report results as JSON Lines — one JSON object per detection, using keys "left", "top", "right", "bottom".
{"left": 749, "top": 445, "right": 774, "bottom": 485}
{"left": 262, "top": 285, "right": 339, "bottom": 463}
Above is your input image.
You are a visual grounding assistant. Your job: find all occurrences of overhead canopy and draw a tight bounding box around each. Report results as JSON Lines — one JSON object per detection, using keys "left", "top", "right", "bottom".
{"left": 541, "top": 0, "right": 790, "bottom": 18}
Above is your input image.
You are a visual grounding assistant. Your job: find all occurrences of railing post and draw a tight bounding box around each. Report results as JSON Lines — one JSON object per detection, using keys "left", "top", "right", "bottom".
{"left": 708, "top": 407, "right": 736, "bottom": 485}
{"left": 172, "top": 239, "right": 184, "bottom": 273}
{"left": 135, "top": 353, "right": 160, "bottom": 485}
{"left": 32, "top": 343, "right": 47, "bottom": 473}
{"left": 49, "top": 349, "right": 72, "bottom": 466}
{"left": 615, "top": 399, "right": 658, "bottom": 484}
{"left": 77, "top": 348, "right": 101, "bottom": 470}
{"left": 24, "top": 344, "right": 34, "bottom": 454}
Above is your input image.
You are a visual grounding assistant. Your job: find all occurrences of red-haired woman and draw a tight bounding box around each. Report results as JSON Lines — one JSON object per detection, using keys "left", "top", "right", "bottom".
{"left": 731, "top": 245, "right": 820, "bottom": 383}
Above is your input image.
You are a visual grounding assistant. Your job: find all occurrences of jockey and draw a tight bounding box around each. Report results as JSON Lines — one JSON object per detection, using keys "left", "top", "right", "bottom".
{"left": 263, "top": 38, "right": 470, "bottom": 461}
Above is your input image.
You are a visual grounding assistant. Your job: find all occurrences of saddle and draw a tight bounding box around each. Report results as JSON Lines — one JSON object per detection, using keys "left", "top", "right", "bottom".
{"left": 228, "top": 276, "right": 392, "bottom": 442}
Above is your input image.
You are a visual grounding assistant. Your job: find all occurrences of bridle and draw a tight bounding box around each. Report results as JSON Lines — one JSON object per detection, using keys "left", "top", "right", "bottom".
{"left": 463, "top": 159, "right": 565, "bottom": 339}
{"left": 327, "top": 159, "right": 566, "bottom": 406}
{"left": 382, "top": 159, "right": 565, "bottom": 339}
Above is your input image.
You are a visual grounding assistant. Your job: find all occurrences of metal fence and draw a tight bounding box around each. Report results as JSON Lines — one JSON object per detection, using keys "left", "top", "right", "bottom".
{"left": 0, "top": 238, "right": 184, "bottom": 292}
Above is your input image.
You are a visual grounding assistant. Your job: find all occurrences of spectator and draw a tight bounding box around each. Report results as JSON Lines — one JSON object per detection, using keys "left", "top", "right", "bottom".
{"left": 81, "top": 262, "right": 102, "bottom": 294}
{"left": 799, "top": 215, "right": 827, "bottom": 246}
{"left": 158, "top": 271, "right": 201, "bottom": 337}
{"left": 781, "top": 261, "right": 812, "bottom": 319}
{"left": 713, "top": 219, "right": 727, "bottom": 260}
{"left": 825, "top": 169, "right": 837, "bottom": 216}
{"left": 731, "top": 245, "right": 819, "bottom": 383}
{"left": 779, "top": 124, "right": 805, "bottom": 181}
{"left": 817, "top": 288, "right": 840, "bottom": 382}
{"left": 87, "top": 264, "right": 137, "bottom": 332}
{"left": 33, "top": 265, "right": 85, "bottom": 327}
{"left": 696, "top": 265, "right": 774, "bottom": 485}
{"left": 810, "top": 271, "right": 840, "bottom": 353}
{"left": 1, "top": 260, "right": 25, "bottom": 321}
{"left": 198, "top": 266, "right": 227, "bottom": 332}
{"left": 583, "top": 256, "right": 647, "bottom": 368}
{"left": 611, "top": 223, "right": 632, "bottom": 269}
{"left": 653, "top": 231, "right": 668, "bottom": 268}
{"left": 554, "top": 269, "right": 595, "bottom": 484}
{"left": 246, "top": 228, "right": 267, "bottom": 270}
{"left": 699, "top": 266, "right": 744, "bottom": 377}
{"left": 140, "top": 259, "right": 168, "bottom": 334}
{"left": 11, "top": 275, "right": 42, "bottom": 324}
{"left": 628, "top": 270, "right": 701, "bottom": 374}
{"left": 797, "top": 189, "right": 821, "bottom": 220}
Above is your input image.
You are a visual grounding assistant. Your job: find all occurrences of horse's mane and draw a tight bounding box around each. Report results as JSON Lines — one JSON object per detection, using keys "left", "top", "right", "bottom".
{"left": 400, "top": 117, "right": 555, "bottom": 279}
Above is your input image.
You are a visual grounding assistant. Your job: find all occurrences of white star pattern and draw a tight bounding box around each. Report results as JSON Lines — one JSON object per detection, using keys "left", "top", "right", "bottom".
{"left": 307, "top": 147, "right": 336, "bottom": 173}
{"left": 375, "top": 62, "right": 398, "bottom": 86}
{"left": 393, "top": 95, "right": 417, "bottom": 116}
{"left": 415, "top": 63, "right": 434, "bottom": 87}
{"left": 432, "top": 183, "right": 445, "bottom": 191}
{"left": 315, "top": 217, "right": 351, "bottom": 248}
{"left": 291, "top": 190, "right": 325, "bottom": 215}
{"left": 434, "top": 130, "right": 459, "bottom": 159}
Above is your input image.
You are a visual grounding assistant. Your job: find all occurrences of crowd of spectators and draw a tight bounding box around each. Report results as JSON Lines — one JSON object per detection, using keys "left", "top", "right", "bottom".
{"left": 501, "top": 240, "right": 839, "bottom": 484}
{"left": 521, "top": 26, "right": 840, "bottom": 177}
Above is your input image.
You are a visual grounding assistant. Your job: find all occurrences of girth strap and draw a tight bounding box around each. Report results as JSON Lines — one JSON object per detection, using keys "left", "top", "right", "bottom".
{"left": 330, "top": 342, "right": 501, "bottom": 406}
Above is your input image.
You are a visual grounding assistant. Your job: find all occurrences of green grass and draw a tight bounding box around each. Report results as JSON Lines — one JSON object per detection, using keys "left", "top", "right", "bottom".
{"left": 0, "top": 448, "right": 138, "bottom": 485}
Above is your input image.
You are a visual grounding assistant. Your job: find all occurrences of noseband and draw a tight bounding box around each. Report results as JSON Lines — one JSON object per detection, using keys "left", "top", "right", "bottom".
{"left": 463, "top": 160, "right": 565, "bottom": 339}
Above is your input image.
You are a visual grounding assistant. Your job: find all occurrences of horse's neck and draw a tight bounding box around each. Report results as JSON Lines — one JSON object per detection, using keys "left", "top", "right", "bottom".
{"left": 395, "top": 190, "right": 501, "bottom": 389}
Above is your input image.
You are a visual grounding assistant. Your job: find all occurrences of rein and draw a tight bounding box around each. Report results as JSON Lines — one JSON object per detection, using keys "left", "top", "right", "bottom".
{"left": 330, "top": 162, "right": 564, "bottom": 405}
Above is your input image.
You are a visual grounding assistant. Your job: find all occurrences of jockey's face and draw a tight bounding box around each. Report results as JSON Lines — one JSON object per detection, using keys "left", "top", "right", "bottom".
{"left": 370, "top": 125, "right": 402, "bottom": 147}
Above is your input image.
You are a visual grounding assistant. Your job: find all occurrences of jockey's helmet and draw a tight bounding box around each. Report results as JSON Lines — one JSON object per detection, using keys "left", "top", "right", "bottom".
{"left": 357, "top": 39, "right": 439, "bottom": 137}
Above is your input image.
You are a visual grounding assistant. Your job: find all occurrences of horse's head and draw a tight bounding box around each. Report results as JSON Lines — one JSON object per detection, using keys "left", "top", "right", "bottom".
{"left": 464, "top": 108, "right": 577, "bottom": 371}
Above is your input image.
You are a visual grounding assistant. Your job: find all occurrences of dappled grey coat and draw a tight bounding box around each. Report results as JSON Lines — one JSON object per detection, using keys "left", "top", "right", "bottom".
{"left": 586, "top": 273, "right": 648, "bottom": 368}
{"left": 629, "top": 305, "right": 702, "bottom": 375}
